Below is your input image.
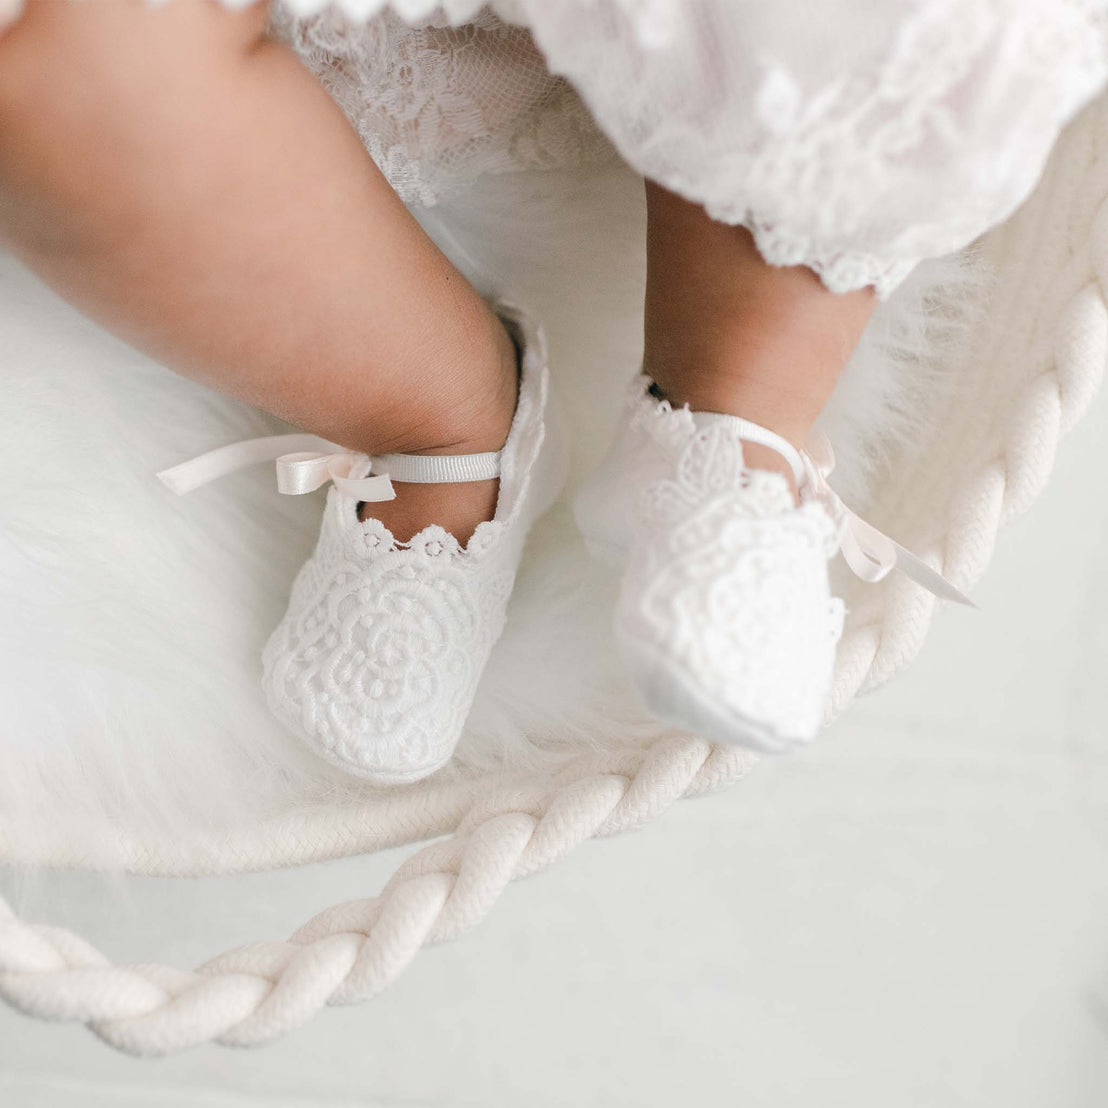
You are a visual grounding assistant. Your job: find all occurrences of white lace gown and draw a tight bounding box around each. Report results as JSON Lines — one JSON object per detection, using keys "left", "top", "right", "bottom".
{"left": 3, "top": 0, "right": 1107, "bottom": 294}
{"left": 268, "top": 0, "right": 1108, "bottom": 296}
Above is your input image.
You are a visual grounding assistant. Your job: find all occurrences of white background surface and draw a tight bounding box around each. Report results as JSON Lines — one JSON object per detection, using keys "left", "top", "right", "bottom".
{"left": 2, "top": 376, "right": 1107, "bottom": 1106}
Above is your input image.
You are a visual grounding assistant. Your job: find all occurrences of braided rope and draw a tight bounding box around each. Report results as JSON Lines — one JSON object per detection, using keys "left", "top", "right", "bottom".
{"left": 828, "top": 127, "right": 1108, "bottom": 716}
{"left": 0, "top": 737, "right": 753, "bottom": 1056}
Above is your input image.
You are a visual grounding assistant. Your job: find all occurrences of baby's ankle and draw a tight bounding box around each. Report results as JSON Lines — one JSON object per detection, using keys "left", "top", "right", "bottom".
{"left": 365, "top": 304, "right": 519, "bottom": 458}
{"left": 355, "top": 308, "right": 520, "bottom": 543}
{"left": 644, "top": 366, "right": 814, "bottom": 451}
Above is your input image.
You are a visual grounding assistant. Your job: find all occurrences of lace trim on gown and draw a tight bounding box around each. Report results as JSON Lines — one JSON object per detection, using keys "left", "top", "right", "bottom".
{"left": 271, "top": 0, "right": 1108, "bottom": 295}
{"left": 268, "top": 3, "right": 615, "bottom": 209}
{"left": 6, "top": 0, "right": 1107, "bottom": 295}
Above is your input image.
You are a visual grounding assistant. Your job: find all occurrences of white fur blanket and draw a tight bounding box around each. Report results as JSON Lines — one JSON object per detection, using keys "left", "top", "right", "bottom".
{"left": 0, "top": 132, "right": 1088, "bottom": 871}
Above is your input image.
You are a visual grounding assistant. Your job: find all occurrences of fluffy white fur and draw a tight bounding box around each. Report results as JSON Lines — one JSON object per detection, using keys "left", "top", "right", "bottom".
{"left": 0, "top": 163, "right": 985, "bottom": 855}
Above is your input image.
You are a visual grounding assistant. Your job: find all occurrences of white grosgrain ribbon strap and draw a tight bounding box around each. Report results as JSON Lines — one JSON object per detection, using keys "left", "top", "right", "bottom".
{"left": 372, "top": 450, "right": 500, "bottom": 484}
{"left": 692, "top": 411, "right": 806, "bottom": 488}
{"left": 803, "top": 432, "right": 977, "bottom": 608}
{"left": 156, "top": 433, "right": 395, "bottom": 502}
{"left": 157, "top": 436, "right": 503, "bottom": 500}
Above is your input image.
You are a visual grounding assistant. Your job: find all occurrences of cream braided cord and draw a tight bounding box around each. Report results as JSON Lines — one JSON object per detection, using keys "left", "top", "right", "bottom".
{"left": 829, "top": 107, "right": 1108, "bottom": 715}
{"left": 0, "top": 737, "right": 752, "bottom": 1056}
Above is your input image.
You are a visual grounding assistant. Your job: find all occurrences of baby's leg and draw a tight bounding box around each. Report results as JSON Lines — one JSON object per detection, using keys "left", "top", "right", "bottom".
{"left": 642, "top": 181, "right": 876, "bottom": 487}
{"left": 572, "top": 181, "right": 880, "bottom": 751}
{"left": 0, "top": 0, "right": 515, "bottom": 542}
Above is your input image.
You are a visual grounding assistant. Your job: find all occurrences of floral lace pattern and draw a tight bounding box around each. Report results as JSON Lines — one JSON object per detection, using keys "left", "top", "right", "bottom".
{"left": 577, "top": 377, "right": 846, "bottom": 748}
{"left": 621, "top": 420, "right": 845, "bottom": 744}
{"left": 269, "top": 2, "right": 615, "bottom": 207}
{"left": 262, "top": 491, "right": 512, "bottom": 778}
{"left": 519, "top": 0, "right": 1108, "bottom": 295}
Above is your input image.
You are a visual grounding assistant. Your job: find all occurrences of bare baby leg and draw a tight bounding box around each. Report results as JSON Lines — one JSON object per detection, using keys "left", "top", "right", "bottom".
{"left": 0, "top": 0, "right": 515, "bottom": 542}
{"left": 642, "top": 181, "right": 876, "bottom": 490}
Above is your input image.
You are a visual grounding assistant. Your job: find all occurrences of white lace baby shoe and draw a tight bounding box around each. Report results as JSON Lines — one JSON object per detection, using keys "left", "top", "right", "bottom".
{"left": 575, "top": 376, "right": 973, "bottom": 753}
{"left": 160, "top": 304, "right": 566, "bottom": 784}
{"left": 574, "top": 376, "right": 845, "bottom": 754}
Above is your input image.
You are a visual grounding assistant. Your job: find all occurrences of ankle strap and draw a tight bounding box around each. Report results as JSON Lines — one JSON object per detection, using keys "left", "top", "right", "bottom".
{"left": 372, "top": 450, "right": 500, "bottom": 484}
{"left": 690, "top": 411, "right": 805, "bottom": 488}
{"left": 157, "top": 433, "right": 502, "bottom": 501}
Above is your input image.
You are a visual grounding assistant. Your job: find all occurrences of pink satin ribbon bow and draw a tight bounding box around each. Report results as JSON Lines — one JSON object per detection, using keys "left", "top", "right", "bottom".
{"left": 156, "top": 433, "right": 397, "bottom": 502}
{"left": 803, "top": 432, "right": 976, "bottom": 607}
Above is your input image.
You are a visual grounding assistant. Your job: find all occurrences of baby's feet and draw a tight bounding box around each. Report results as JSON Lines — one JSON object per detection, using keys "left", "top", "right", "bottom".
{"left": 574, "top": 376, "right": 844, "bottom": 752}
{"left": 262, "top": 305, "right": 567, "bottom": 784}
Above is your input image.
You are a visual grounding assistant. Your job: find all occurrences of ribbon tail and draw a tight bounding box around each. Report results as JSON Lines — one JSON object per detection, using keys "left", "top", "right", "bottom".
{"left": 888, "top": 541, "right": 979, "bottom": 608}
{"left": 836, "top": 498, "right": 978, "bottom": 609}
{"left": 803, "top": 437, "right": 978, "bottom": 609}
{"left": 158, "top": 433, "right": 336, "bottom": 495}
